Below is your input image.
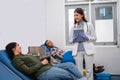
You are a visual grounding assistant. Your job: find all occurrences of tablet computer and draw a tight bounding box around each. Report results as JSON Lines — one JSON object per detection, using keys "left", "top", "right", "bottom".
{"left": 73, "top": 29, "right": 86, "bottom": 42}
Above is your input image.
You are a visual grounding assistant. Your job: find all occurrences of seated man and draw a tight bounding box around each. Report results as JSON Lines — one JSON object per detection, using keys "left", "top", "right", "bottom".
{"left": 44, "top": 40, "right": 76, "bottom": 64}
{"left": 5, "top": 42, "right": 86, "bottom": 80}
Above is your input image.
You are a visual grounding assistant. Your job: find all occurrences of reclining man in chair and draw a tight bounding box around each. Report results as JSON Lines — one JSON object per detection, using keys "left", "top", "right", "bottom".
{"left": 43, "top": 40, "right": 76, "bottom": 64}
{"left": 5, "top": 42, "right": 87, "bottom": 80}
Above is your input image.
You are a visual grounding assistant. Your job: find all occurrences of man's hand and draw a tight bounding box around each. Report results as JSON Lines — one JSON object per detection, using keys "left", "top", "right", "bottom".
{"left": 56, "top": 54, "right": 63, "bottom": 59}
{"left": 41, "top": 59, "right": 48, "bottom": 65}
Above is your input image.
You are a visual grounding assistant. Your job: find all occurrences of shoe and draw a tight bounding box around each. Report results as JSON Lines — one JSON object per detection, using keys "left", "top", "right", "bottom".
{"left": 97, "top": 66, "right": 104, "bottom": 69}
{"left": 93, "top": 64, "right": 104, "bottom": 73}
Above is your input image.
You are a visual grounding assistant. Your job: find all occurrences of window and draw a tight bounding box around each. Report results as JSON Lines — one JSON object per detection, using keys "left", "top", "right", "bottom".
{"left": 91, "top": 3, "right": 117, "bottom": 45}
{"left": 95, "top": 7, "right": 113, "bottom": 20}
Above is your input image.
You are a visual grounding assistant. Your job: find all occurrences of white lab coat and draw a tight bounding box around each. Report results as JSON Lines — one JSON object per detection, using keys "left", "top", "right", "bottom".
{"left": 69, "top": 22, "right": 96, "bottom": 55}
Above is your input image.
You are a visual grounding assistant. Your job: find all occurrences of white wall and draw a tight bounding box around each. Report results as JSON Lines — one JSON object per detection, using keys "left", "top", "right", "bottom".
{"left": 45, "top": 0, "right": 66, "bottom": 49}
{"left": 95, "top": 46, "right": 120, "bottom": 74}
{"left": 45, "top": 0, "right": 120, "bottom": 74}
{"left": 0, "top": 0, "right": 46, "bottom": 53}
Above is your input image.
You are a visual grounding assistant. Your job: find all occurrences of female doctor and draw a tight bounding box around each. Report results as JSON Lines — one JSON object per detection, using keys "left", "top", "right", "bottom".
{"left": 69, "top": 8, "right": 96, "bottom": 80}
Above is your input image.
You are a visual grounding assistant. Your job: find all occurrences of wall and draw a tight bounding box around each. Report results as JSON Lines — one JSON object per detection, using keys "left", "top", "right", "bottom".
{"left": 45, "top": 0, "right": 66, "bottom": 49}
{"left": 45, "top": 0, "right": 120, "bottom": 74}
{"left": 95, "top": 46, "right": 120, "bottom": 74}
{"left": 0, "top": 0, "right": 46, "bottom": 53}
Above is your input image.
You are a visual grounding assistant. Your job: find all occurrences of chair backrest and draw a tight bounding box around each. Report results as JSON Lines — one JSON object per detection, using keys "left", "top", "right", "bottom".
{"left": 0, "top": 50, "right": 32, "bottom": 80}
{"left": 41, "top": 44, "right": 51, "bottom": 53}
{"left": 0, "top": 61, "right": 22, "bottom": 80}
{"left": 62, "top": 50, "right": 76, "bottom": 64}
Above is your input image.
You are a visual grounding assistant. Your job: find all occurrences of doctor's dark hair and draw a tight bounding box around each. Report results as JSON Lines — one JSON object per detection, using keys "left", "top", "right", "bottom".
{"left": 74, "top": 8, "right": 88, "bottom": 24}
{"left": 5, "top": 42, "right": 17, "bottom": 60}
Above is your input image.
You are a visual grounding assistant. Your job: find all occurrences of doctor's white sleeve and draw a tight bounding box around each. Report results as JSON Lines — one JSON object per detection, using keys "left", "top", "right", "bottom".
{"left": 69, "top": 27, "right": 74, "bottom": 43}
{"left": 87, "top": 23, "right": 97, "bottom": 42}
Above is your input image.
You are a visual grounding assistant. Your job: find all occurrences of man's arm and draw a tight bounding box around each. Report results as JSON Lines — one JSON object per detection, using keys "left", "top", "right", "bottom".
{"left": 55, "top": 54, "right": 63, "bottom": 59}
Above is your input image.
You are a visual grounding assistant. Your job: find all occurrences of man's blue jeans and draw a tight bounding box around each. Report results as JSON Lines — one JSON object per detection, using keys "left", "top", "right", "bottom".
{"left": 37, "top": 62, "right": 83, "bottom": 80}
